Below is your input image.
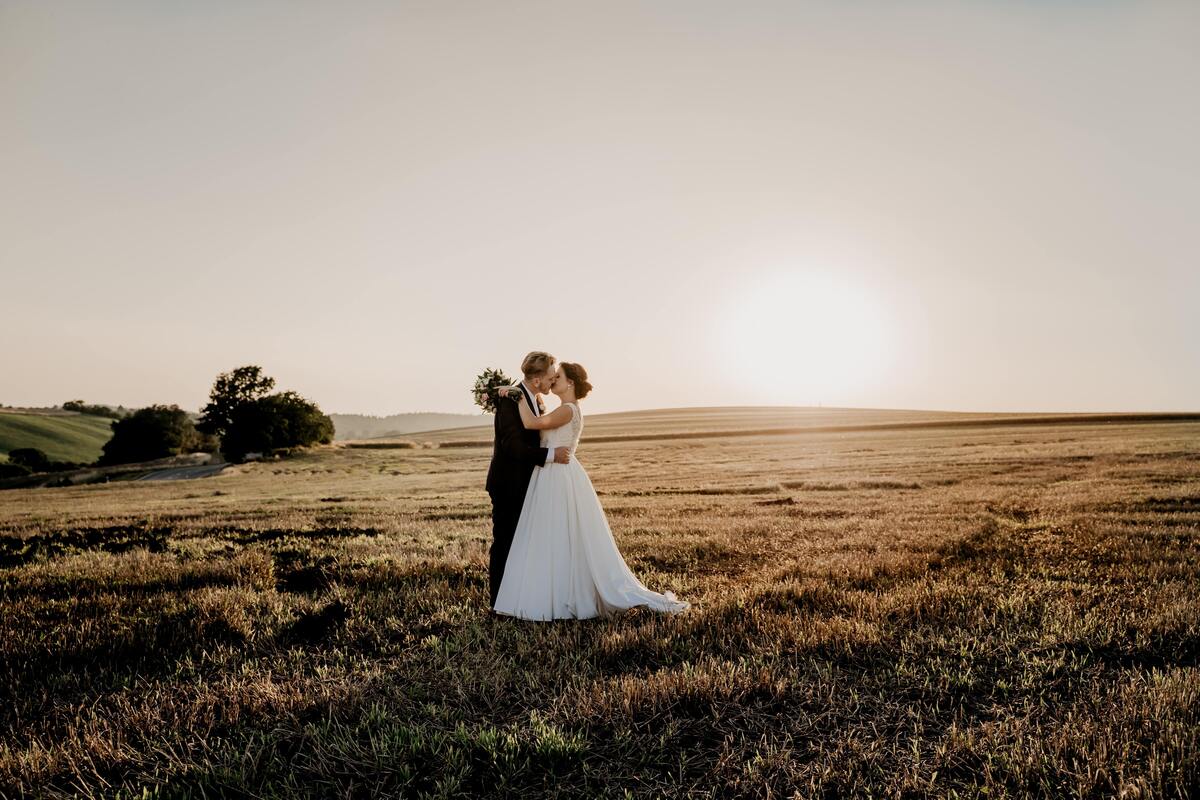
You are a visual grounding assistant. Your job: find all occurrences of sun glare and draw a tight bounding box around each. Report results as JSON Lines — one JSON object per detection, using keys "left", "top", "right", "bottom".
{"left": 718, "top": 271, "right": 892, "bottom": 404}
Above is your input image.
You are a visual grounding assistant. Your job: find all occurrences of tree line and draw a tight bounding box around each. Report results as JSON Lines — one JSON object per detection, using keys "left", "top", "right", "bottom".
{"left": 62, "top": 400, "right": 129, "bottom": 419}
{"left": 0, "top": 366, "right": 333, "bottom": 479}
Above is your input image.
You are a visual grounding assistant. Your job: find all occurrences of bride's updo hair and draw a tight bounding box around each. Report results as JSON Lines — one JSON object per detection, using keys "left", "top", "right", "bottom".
{"left": 560, "top": 362, "right": 593, "bottom": 400}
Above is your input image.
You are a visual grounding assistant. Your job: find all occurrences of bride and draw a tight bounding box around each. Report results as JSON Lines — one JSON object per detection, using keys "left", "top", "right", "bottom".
{"left": 492, "top": 362, "right": 690, "bottom": 621}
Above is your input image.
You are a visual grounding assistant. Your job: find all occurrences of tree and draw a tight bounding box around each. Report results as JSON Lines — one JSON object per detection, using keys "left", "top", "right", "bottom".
{"left": 8, "top": 448, "right": 50, "bottom": 472}
{"left": 197, "top": 366, "right": 276, "bottom": 438}
{"left": 221, "top": 391, "right": 334, "bottom": 462}
{"left": 62, "top": 399, "right": 124, "bottom": 419}
{"left": 197, "top": 366, "right": 333, "bottom": 462}
{"left": 266, "top": 391, "right": 335, "bottom": 448}
{"left": 98, "top": 405, "right": 204, "bottom": 466}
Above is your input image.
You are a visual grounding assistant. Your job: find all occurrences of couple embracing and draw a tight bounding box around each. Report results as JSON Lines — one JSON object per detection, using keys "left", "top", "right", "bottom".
{"left": 485, "top": 351, "right": 690, "bottom": 621}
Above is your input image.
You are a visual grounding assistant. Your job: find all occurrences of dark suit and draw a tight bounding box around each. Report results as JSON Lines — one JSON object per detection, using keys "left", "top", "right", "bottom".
{"left": 485, "top": 385, "right": 548, "bottom": 607}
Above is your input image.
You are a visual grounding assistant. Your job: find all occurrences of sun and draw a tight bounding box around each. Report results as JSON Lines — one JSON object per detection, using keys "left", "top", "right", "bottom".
{"left": 716, "top": 271, "right": 892, "bottom": 404}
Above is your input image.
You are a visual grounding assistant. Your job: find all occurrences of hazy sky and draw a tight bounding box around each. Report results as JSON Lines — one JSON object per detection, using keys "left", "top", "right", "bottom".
{"left": 3, "top": 1, "right": 1197, "bottom": 416}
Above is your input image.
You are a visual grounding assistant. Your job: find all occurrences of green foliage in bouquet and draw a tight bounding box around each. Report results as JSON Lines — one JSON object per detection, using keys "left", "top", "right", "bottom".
{"left": 472, "top": 368, "right": 520, "bottom": 414}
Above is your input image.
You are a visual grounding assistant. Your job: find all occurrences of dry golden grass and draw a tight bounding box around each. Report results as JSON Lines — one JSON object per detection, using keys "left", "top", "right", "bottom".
{"left": 1, "top": 413, "right": 1197, "bottom": 798}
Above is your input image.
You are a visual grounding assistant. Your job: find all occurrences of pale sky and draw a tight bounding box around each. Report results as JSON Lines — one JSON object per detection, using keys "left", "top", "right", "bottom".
{"left": 3, "top": 1, "right": 1197, "bottom": 416}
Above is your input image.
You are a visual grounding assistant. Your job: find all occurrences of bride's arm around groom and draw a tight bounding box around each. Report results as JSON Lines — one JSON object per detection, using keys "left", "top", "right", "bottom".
{"left": 493, "top": 389, "right": 570, "bottom": 469}
{"left": 515, "top": 395, "right": 572, "bottom": 432}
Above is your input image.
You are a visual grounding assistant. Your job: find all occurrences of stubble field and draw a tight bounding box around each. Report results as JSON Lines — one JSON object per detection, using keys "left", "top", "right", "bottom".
{"left": 1, "top": 409, "right": 1198, "bottom": 798}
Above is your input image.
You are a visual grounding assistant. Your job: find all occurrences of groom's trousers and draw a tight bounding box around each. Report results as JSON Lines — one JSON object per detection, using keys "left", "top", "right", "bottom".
{"left": 488, "top": 491, "right": 523, "bottom": 607}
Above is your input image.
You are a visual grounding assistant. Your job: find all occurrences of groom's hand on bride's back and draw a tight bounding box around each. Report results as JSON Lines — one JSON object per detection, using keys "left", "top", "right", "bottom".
{"left": 554, "top": 447, "right": 571, "bottom": 464}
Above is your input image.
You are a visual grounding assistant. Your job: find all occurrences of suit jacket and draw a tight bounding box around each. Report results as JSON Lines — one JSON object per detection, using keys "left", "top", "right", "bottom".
{"left": 485, "top": 386, "right": 549, "bottom": 498}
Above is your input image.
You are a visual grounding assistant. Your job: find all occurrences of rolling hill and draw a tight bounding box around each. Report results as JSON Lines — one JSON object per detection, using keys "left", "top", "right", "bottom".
{"left": 0, "top": 411, "right": 115, "bottom": 464}
{"left": 329, "top": 412, "right": 486, "bottom": 441}
{"left": 348, "top": 405, "right": 1200, "bottom": 447}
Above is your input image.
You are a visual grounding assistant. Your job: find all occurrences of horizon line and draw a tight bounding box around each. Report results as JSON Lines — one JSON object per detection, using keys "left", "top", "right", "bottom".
{"left": 7, "top": 402, "right": 1200, "bottom": 418}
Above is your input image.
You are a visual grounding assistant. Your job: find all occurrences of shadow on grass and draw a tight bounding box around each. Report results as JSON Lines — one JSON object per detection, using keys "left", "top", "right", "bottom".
{"left": 0, "top": 524, "right": 171, "bottom": 568}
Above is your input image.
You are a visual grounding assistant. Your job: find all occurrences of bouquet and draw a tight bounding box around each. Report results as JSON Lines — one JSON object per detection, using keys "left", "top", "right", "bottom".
{"left": 472, "top": 367, "right": 521, "bottom": 414}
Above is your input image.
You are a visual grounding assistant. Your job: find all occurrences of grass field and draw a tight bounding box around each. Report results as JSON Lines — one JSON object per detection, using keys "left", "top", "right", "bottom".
{"left": 412, "top": 406, "right": 1013, "bottom": 441}
{"left": 0, "top": 411, "right": 114, "bottom": 464}
{"left": 365, "top": 406, "right": 1200, "bottom": 446}
{"left": 1, "top": 409, "right": 1197, "bottom": 798}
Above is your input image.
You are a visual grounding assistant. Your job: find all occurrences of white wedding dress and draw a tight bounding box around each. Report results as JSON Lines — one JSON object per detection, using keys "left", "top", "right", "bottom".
{"left": 493, "top": 401, "right": 690, "bottom": 621}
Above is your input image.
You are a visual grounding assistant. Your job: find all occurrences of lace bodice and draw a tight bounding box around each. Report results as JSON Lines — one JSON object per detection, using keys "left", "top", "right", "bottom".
{"left": 541, "top": 402, "right": 582, "bottom": 453}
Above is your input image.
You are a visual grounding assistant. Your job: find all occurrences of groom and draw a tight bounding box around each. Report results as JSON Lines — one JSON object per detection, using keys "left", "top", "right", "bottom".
{"left": 485, "top": 351, "right": 571, "bottom": 608}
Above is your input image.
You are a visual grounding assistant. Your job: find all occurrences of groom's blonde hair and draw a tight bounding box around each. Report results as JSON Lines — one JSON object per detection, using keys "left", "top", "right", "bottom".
{"left": 521, "top": 351, "right": 555, "bottom": 378}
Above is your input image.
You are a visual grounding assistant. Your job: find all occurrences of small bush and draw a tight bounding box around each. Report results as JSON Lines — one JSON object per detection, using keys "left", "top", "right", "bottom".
{"left": 7, "top": 448, "right": 50, "bottom": 472}
{"left": 0, "top": 462, "right": 32, "bottom": 479}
